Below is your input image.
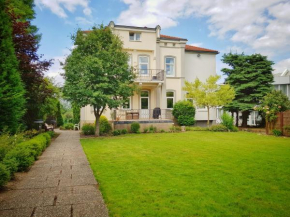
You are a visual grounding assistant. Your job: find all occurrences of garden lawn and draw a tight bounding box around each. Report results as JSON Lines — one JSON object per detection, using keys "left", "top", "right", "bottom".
{"left": 81, "top": 132, "right": 290, "bottom": 217}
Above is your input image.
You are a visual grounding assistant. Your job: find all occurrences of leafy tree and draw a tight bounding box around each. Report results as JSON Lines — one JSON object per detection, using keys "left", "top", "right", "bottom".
{"left": 183, "top": 75, "right": 235, "bottom": 126}
{"left": 0, "top": 0, "right": 26, "bottom": 133}
{"left": 56, "top": 102, "right": 64, "bottom": 127}
{"left": 72, "top": 102, "right": 80, "bottom": 124}
{"left": 63, "top": 25, "right": 136, "bottom": 136}
{"left": 255, "top": 90, "right": 290, "bottom": 131}
{"left": 222, "top": 53, "right": 274, "bottom": 127}
{"left": 7, "top": 0, "right": 52, "bottom": 129}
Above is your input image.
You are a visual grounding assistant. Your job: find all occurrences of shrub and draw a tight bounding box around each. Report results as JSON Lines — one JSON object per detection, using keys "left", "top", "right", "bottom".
{"left": 3, "top": 158, "right": 18, "bottom": 175}
{"left": 23, "top": 129, "right": 39, "bottom": 139}
{"left": 4, "top": 147, "right": 35, "bottom": 171}
{"left": 185, "top": 126, "right": 210, "bottom": 131}
{"left": 221, "top": 113, "right": 234, "bottom": 131}
{"left": 272, "top": 129, "right": 282, "bottom": 137}
{"left": 99, "top": 116, "right": 112, "bottom": 135}
{"left": 82, "top": 124, "right": 95, "bottom": 135}
{"left": 169, "top": 126, "right": 181, "bottom": 132}
{"left": 113, "top": 130, "right": 121, "bottom": 136}
{"left": 121, "top": 129, "right": 128, "bottom": 134}
{"left": 231, "top": 126, "right": 239, "bottom": 132}
{"left": 131, "top": 122, "right": 140, "bottom": 133}
{"left": 0, "top": 163, "right": 10, "bottom": 187}
{"left": 172, "top": 101, "right": 196, "bottom": 126}
{"left": 143, "top": 128, "right": 148, "bottom": 133}
{"left": 47, "top": 131, "right": 55, "bottom": 138}
{"left": 209, "top": 125, "right": 228, "bottom": 132}
{"left": 283, "top": 125, "right": 290, "bottom": 133}
{"left": 63, "top": 123, "right": 74, "bottom": 130}
{"left": 149, "top": 125, "right": 157, "bottom": 133}
{"left": 160, "top": 129, "right": 165, "bottom": 133}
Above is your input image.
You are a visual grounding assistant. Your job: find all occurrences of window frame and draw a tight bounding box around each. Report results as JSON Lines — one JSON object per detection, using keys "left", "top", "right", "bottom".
{"left": 122, "top": 97, "right": 131, "bottom": 110}
{"left": 138, "top": 55, "right": 149, "bottom": 75}
{"left": 165, "top": 56, "right": 176, "bottom": 77}
{"left": 129, "top": 32, "right": 141, "bottom": 41}
{"left": 140, "top": 90, "right": 150, "bottom": 110}
{"left": 166, "top": 91, "right": 175, "bottom": 109}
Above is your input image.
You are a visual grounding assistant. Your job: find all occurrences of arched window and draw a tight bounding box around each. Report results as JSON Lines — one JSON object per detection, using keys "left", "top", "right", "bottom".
{"left": 166, "top": 91, "right": 175, "bottom": 109}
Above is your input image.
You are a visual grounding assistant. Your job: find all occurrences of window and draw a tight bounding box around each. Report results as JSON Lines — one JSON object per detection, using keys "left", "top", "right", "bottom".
{"left": 129, "top": 32, "right": 141, "bottom": 41}
{"left": 165, "top": 57, "right": 175, "bottom": 76}
{"left": 128, "top": 55, "right": 132, "bottom": 68}
{"left": 280, "top": 84, "right": 287, "bottom": 95}
{"left": 139, "top": 56, "right": 149, "bottom": 75}
{"left": 166, "top": 91, "right": 174, "bottom": 109}
{"left": 122, "top": 97, "right": 131, "bottom": 109}
{"left": 140, "top": 91, "right": 149, "bottom": 109}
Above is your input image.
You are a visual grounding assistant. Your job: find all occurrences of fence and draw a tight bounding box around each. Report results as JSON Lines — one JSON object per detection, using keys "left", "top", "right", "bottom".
{"left": 271, "top": 110, "right": 290, "bottom": 136}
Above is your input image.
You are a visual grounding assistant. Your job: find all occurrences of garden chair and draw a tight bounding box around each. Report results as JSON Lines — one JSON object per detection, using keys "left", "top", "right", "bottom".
{"left": 44, "top": 123, "right": 54, "bottom": 131}
{"left": 74, "top": 123, "right": 80, "bottom": 131}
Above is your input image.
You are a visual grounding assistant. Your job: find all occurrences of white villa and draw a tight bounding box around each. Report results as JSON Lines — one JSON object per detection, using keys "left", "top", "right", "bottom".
{"left": 80, "top": 21, "right": 219, "bottom": 129}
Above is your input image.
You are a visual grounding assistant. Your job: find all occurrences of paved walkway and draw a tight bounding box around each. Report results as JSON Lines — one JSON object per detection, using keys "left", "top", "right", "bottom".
{"left": 0, "top": 130, "right": 108, "bottom": 217}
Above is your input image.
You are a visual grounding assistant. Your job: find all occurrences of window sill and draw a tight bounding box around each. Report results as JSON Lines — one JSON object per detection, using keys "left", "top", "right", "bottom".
{"left": 129, "top": 40, "right": 141, "bottom": 42}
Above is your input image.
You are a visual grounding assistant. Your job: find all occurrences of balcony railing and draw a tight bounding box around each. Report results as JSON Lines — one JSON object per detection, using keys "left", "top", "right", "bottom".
{"left": 133, "top": 69, "right": 164, "bottom": 82}
{"left": 113, "top": 109, "right": 173, "bottom": 121}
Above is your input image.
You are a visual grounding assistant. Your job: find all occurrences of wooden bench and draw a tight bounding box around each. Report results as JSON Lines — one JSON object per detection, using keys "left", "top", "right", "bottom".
{"left": 126, "top": 111, "right": 139, "bottom": 120}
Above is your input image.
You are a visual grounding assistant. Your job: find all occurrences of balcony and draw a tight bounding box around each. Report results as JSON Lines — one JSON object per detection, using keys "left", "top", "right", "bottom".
{"left": 133, "top": 69, "right": 164, "bottom": 82}
{"left": 112, "top": 109, "right": 173, "bottom": 121}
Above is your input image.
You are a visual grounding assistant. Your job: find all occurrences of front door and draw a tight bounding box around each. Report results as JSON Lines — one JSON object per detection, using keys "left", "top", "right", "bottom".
{"left": 140, "top": 90, "right": 149, "bottom": 119}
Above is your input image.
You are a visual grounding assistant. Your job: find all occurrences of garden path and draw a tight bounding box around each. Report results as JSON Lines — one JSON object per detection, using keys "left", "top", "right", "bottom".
{"left": 0, "top": 130, "right": 108, "bottom": 217}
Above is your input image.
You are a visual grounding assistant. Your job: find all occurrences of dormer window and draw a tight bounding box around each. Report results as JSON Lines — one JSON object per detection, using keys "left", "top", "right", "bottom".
{"left": 129, "top": 32, "right": 141, "bottom": 41}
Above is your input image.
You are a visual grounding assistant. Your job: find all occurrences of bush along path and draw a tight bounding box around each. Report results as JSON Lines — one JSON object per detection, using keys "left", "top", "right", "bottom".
{"left": 0, "top": 130, "right": 108, "bottom": 217}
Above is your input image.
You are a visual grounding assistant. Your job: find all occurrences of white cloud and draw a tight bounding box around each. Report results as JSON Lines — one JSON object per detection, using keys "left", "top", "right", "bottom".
{"left": 45, "top": 56, "right": 66, "bottom": 85}
{"left": 35, "top": 0, "right": 91, "bottom": 18}
{"left": 75, "top": 17, "right": 93, "bottom": 25}
{"left": 273, "top": 58, "right": 290, "bottom": 74}
{"left": 117, "top": 0, "right": 290, "bottom": 58}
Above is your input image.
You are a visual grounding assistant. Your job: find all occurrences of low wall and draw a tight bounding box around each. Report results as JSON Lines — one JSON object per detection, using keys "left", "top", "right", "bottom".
{"left": 114, "top": 120, "right": 174, "bottom": 131}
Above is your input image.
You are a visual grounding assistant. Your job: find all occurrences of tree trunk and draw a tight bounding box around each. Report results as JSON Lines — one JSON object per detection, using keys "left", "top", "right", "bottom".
{"left": 207, "top": 106, "right": 210, "bottom": 127}
{"left": 241, "top": 111, "right": 249, "bottom": 128}
{"left": 235, "top": 111, "right": 239, "bottom": 127}
{"left": 95, "top": 114, "right": 100, "bottom": 137}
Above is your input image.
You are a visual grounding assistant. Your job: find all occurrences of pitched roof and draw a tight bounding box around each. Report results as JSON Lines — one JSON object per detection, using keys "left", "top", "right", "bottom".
{"left": 160, "top": 34, "right": 187, "bottom": 41}
{"left": 185, "top": 45, "right": 219, "bottom": 54}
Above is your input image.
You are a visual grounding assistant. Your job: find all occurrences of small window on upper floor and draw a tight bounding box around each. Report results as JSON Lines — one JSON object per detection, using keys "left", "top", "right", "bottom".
{"left": 165, "top": 57, "right": 175, "bottom": 77}
{"left": 129, "top": 32, "right": 141, "bottom": 41}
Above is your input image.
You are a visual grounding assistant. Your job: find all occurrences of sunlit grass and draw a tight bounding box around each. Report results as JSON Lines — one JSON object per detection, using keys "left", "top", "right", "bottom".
{"left": 81, "top": 132, "right": 290, "bottom": 217}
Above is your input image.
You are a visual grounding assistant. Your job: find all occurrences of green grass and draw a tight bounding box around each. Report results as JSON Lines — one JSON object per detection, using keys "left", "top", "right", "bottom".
{"left": 81, "top": 132, "right": 290, "bottom": 217}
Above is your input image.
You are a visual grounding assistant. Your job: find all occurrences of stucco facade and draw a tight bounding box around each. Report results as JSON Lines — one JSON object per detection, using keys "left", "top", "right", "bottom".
{"left": 80, "top": 22, "right": 219, "bottom": 127}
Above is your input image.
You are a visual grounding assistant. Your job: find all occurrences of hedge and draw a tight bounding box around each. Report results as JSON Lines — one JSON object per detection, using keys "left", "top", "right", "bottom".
{"left": 0, "top": 132, "right": 54, "bottom": 187}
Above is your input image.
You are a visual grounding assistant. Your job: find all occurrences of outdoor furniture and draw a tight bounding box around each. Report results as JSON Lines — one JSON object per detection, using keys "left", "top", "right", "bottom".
{"left": 126, "top": 111, "right": 139, "bottom": 120}
{"left": 74, "top": 123, "right": 80, "bottom": 130}
{"left": 44, "top": 123, "right": 54, "bottom": 131}
{"left": 153, "top": 107, "right": 161, "bottom": 119}
{"left": 34, "top": 119, "right": 44, "bottom": 131}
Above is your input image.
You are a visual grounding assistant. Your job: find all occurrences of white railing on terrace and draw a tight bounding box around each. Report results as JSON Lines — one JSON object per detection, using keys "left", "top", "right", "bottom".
{"left": 133, "top": 69, "right": 164, "bottom": 82}
{"left": 113, "top": 109, "right": 173, "bottom": 121}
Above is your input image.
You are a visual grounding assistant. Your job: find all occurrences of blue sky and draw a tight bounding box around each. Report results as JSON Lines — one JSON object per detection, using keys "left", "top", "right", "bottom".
{"left": 33, "top": 0, "right": 290, "bottom": 85}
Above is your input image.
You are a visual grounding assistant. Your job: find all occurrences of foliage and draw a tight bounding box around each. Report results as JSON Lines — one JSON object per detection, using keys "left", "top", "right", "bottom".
{"left": 0, "top": 163, "right": 10, "bottom": 187}
{"left": 149, "top": 125, "right": 157, "bottom": 133}
{"left": 121, "top": 129, "right": 128, "bottom": 134}
{"left": 72, "top": 102, "right": 80, "bottom": 124}
{"left": 113, "top": 130, "right": 121, "bottom": 136}
{"left": 2, "top": 158, "right": 18, "bottom": 175}
{"left": 284, "top": 125, "right": 290, "bottom": 133}
{"left": 63, "top": 25, "right": 136, "bottom": 136}
{"left": 46, "top": 131, "right": 55, "bottom": 138}
{"left": 0, "top": 0, "right": 26, "bottom": 133}
{"left": 99, "top": 116, "right": 112, "bottom": 135}
{"left": 23, "top": 129, "right": 39, "bottom": 138}
{"left": 8, "top": 3, "right": 53, "bottom": 129}
{"left": 222, "top": 53, "right": 274, "bottom": 127}
{"left": 81, "top": 132, "right": 290, "bottom": 216}
{"left": 209, "top": 125, "right": 228, "bottom": 132}
{"left": 221, "top": 113, "right": 235, "bottom": 131}
{"left": 255, "top": 90, "right": 290, "bottom": 123}
{"left": 185, "top": 126, "right": 209, "bottom": 131}
{"left": 56, "top": 101, "right": 64, "bottom": 127}
{"left": 172, "top": 101, "right": 196, "bottom": 126}
{"left": 272, "top": 129, "right": 282, "bottom": 137}
{"left": 169, "top": 126, "right": 181, "bottom": 132}
{"left": 131, "top": 122, "right": 140, "bottom": 133}
{"left": 81, "top": 124, "right": 95, "bottom": 135}
{"left": 183, "top": 75, "right": 235, "bottom": 126}
{"left": 143, "top": 128, "right": 149, "bottom": 133}
{"left": 63, "top": 123, "right": 74, "bottom": 130}
{"left": 0, "top": 132, "right": 25, "bottom": 161}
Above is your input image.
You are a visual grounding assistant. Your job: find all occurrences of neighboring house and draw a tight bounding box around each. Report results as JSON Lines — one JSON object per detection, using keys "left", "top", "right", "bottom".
{"left": 273, "top": 69, "right": 290, "bottom": 99}
{"left": 80, "top": 21, "right": 219, "bottom": 129}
